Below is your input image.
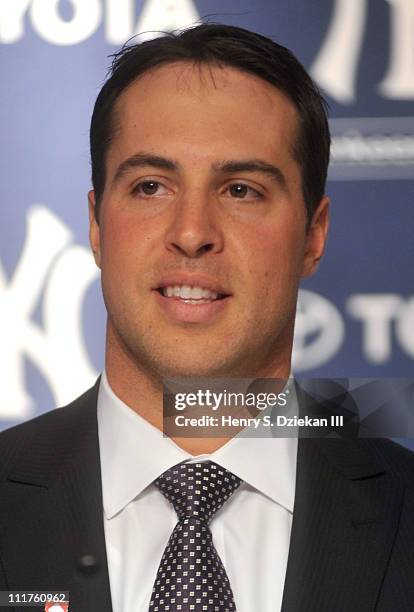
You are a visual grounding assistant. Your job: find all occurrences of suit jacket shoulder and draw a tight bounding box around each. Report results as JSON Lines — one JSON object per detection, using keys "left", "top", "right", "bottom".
{"left": 0, "top": 383, "right": 99, "bottom": 481}
{"left": 282, "top": 436, "right": 414, "bottom": 611}
{"left": 0, "top": 380, "right": 113, "bottom": 612}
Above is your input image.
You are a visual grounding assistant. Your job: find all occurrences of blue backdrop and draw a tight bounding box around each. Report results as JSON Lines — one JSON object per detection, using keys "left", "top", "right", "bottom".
{"left": 1, "top": 0, "right": 413, "bottom": 432}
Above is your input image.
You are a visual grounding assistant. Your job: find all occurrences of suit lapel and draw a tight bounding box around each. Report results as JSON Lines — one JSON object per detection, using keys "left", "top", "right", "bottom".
{"left": 281, "top": 436, "right": 405, "bottom": 611}
{"left": 0, "top": 381, "right": 112, "bottom": 612}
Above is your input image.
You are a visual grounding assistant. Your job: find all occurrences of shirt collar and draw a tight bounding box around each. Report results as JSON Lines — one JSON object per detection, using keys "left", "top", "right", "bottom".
{"left": 98, "top": 372, "right": 297, "bottom": 519}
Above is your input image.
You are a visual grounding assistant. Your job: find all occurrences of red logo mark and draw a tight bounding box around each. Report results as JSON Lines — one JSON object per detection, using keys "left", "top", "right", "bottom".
{"left": 44, "top": 603, "right": 69, "bottom": 612}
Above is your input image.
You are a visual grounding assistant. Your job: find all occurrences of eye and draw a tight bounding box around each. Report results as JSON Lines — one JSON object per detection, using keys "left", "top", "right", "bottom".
{"left": 131, "top": 180, "right": 169, "bottom": 197}
{"left": 228, "top": 183, "right": 262, "bottom": 200}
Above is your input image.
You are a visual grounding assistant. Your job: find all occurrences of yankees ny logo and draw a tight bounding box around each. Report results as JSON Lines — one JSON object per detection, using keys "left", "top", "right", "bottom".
{"left": 0, "top": 205, "right": 98, "bottom": 420}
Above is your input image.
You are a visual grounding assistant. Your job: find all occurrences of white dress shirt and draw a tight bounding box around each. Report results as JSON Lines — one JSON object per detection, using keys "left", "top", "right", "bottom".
{"left": 97, "top": 372, "right": 298, "bottom": 612}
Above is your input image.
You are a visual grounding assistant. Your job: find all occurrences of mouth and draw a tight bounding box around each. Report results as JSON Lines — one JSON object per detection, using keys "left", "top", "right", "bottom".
{"left": 153, "top": 278, "right": 231, "bottom": 324}
{"left": 155, "top": 284, "right": 228, "bottom": 304}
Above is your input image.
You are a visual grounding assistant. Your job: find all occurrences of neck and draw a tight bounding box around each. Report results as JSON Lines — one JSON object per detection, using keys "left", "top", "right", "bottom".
{"left": 104, "top": 322, "right": 292, "bottom": 455}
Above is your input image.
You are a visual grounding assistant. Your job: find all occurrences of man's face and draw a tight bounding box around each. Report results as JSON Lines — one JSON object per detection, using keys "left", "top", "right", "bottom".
{"left": 89, "top": 62, "right": 328, "bottom": 379}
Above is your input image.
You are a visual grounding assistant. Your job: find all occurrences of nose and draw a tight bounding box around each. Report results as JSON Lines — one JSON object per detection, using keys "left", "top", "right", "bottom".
{"left": 164, "top": 191, "right": 224, "bottom": 258}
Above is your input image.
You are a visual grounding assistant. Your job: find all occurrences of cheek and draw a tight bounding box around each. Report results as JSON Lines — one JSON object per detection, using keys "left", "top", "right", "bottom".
{"left": 100, "top": 208, "right": 157, "bottom": 270}
{"left": 238, "top": 219, "right": 305, "bottom": 286}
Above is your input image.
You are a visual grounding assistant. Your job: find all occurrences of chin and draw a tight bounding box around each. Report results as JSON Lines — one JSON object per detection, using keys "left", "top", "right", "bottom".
{"left": 136, "top": 347, "right": 235, "bottom": 380}
{"left": 154, "top": 358, "right": 226, "bottom": 380}
{"left": 119, "top": 325, "right": 263, "bottom": 379}
{"left": 150, "top": 350, "right": 264, "bottom": 380}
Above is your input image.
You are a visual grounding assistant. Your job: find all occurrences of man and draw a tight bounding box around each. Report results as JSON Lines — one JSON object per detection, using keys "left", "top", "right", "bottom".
{"left": 0, "top": 24, "right": 413, "bottom": 612}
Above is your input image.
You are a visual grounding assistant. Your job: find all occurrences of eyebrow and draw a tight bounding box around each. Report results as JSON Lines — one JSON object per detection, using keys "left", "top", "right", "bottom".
{"left": 212, "top": 159, "right": 287, "bottom": 190}
{"left": 112, "top": 153, "right": 179, "bottom": 184}
{"left": 112, "top": 152, "right": 287, "bottom": 190}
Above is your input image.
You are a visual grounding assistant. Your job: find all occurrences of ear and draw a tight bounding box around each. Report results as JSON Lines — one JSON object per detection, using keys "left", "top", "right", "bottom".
{"left": 301, "top": 195, "right": 330, "bottom": 278}
{"left": 88, "top": 190, "right": 102, "bottom": 268}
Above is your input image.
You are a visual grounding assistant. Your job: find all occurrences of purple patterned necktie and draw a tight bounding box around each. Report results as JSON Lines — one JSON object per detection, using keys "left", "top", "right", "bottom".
{"left": 148, "top": 461, "right": 242, "bottom": 612}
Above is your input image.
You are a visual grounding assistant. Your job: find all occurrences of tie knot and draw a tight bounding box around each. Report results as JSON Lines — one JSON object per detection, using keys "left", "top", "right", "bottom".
{"left": 154, "top": 461, "right": 242, "bottom": 524}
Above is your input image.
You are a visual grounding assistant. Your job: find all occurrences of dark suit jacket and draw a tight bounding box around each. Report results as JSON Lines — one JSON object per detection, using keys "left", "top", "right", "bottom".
{"left": 0, "top": 381, "right": 413, "bottom": 611}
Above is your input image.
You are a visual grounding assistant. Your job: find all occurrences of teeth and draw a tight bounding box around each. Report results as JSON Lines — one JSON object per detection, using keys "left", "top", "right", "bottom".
{"left": 162, "top": 285, "right": 219, "bottom": 300}
{"left": 181, "top": 285, "right": 192, "bottom": 299}
{"left": 191, "top": 287, "right": 203, "bottom": 299}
